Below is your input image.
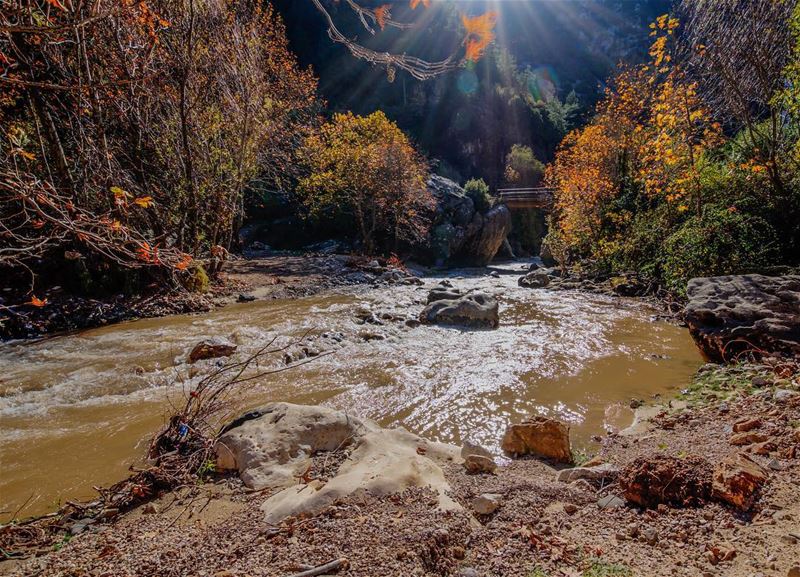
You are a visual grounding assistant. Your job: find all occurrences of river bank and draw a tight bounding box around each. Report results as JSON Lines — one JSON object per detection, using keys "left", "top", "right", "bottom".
{"left": 3, "top": 361, "right": 798, "bottom": 577}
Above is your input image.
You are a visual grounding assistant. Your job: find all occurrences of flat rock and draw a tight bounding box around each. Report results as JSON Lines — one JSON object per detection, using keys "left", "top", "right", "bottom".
{"left": 556, "top": 463, "right": 620, "bottom": 484}
{"left": 501, "top": 416, "right": 572, "bottom": 463}
{"left": 597, "top": 495, "right": 626, "bottom": 509}
{"left": 712, "top": 452, "right": 769, "bottom": 511}
{"left": 729, "top": 432, "right": 769, "bottom": 446}
{"left": 684, "top": 274, "right": 800, "bottom": 362}
{"left": 215, "top": 403, "right": 461, "bottom": 524}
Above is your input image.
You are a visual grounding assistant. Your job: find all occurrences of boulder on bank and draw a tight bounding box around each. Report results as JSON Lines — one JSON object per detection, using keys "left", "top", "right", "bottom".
{"left": 711, "top": 452, "right": 769, "bottom": 511}
{"left": 501, "top": 416, "right": 572, "bottom": 463}
{"left": 215, "top": 403, "right": 461, "bottom": 524}
{"left": 684, "top": 274, "right": 800, "bottom": 362}
{"left": 419, "top": 292, "right": 499, "bottom": 329}
{"left": 187, "top": 339, "right": 237, "bottom": 364}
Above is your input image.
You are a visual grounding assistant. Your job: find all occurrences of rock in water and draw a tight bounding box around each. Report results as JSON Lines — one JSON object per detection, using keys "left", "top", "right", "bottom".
{"left": 712, "top": 453, "right": 769, "bottom": 511}
{"left": 188, "top": 339, "right": 237, "bottom": 364}
{"left": 215, "top": 403, "right": 461, "bottom": 524}
{"left": 518, "top": 271, "right": 551, "bottom": 288}
{"left": 419, "top": 293, "right": 499, "bottom": 329}
{"left": 684, "top": 274, "right": 800, "bottom": 362}
{"left": 501, "top": 416, "right": 572, "bottom": 463}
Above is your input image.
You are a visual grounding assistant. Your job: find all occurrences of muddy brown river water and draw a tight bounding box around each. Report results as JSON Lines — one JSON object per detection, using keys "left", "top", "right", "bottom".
{"left": 0, "top": 262, "right": 703, "bottom": 519}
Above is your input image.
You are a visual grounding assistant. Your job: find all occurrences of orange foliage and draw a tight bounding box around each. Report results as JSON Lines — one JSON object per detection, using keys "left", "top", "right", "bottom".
{"left": 462, "top": 12, "right": 498, "bottom": 62}
{"left": 409, "top": 0, "right": 431, "bottom": 9}
{"left": 374, "top": 5, "right": 391, "bottom": 30}
{"left": 27, "top": 295, "right": 48, "bottom": 307}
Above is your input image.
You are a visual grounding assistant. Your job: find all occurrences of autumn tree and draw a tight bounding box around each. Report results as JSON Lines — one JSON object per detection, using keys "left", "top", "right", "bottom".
{"left": 298, "top": 111, "right": 432, "bottom": 254}
{"left": 1, "top": 0, "right": 318, "bottom": 290}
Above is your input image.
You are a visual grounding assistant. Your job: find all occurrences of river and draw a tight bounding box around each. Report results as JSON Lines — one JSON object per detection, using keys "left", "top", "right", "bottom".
{"left": 0, "top": 262, "right": 702, "bottom": 519}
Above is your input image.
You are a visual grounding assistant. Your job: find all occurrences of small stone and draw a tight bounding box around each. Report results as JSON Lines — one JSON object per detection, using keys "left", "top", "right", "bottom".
{"left": 781, "top": 534, "right": 798, "bottom": 545}
{"left": 767, "top": 459, "right": 785, "bottom": 471}
{"left": 142, "top": 503, "right": 159, "bottom": 514}
{"left": 729, "top": 432, "right": 769, "bottom": 446}
{"left": 773, "top": 510, "right": 794, "bottom": 521}
{"left": 750, "top": 441, "right": 777, "bottom": 456}
{"left": 563, "top": 503, "right": 578, "bottom": 515}
{"left": 597, "top": 494, "right": 626, "bottom": 509}
{"left": 788, "top": 566, "right": 800, "bottom": 577}
{"left": 472, "top": 493, "right": 502, "bottom": 515}
{"left": 775, "top": 389, "right": 799, "bottom": 403}
{"left": 463, "top": 454, "right": 497, "bottom": 474}
{"left": 452, "top": 546, "right": 466, "bottom": 560}
{"left": 642, "top": 527, "right": 658, "bottom": 546}
{"left": 751, "top": 376, "right": 771, "bottom": 387}
{"left": 733, "top": 418, "right": 761, "bottom": 433}
{"left": 458, "top": 569, "right": 480, "bottom": 577}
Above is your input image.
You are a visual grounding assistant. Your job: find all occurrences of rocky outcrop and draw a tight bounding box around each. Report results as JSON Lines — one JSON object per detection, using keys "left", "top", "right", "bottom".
{"left": 684, "top": 275, "right": 800, "bottom": 362}
{"left": 501, "top": 417, "right": 572, "bottom": 463}
{"left": 423, "top": 176, "right": 512, "bottom": 266}
{"left": 419, "top": 292, "right": 499, "bottom": 329}
{"left": 215, "top": 403, "right": 461, "bottom": 524}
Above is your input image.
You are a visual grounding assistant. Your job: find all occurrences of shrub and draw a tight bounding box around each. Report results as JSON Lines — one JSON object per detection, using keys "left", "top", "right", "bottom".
{"left": 504, "top": 144, "right": 545, "bottom": 186}
{"left": 663, "top": 207, "right": 777, "bottom": 296}
{"left": 464, "top": 178, "right": 493, "bottom": 213}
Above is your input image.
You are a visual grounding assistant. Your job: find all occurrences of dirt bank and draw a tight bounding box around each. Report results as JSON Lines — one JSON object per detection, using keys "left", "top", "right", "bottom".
{"left": 0, "top": 254, "right": 388, "bottom": 340}
{"left": 4, "top": 361, "right": 798, "bottom": 577}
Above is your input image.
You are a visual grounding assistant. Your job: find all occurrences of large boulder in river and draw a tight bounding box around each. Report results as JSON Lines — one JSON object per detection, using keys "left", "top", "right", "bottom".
{"left": 421, "top": 176, "right": 511, "bottom": 266}
{"left": 215, "top": 403, "right": 461, "bottom": 524}
{"left": 501, "top": 416, "right": 572, "bottom": 463}
{"left": 684, "top": 275, "right": 800, "bottom": 362}
{"left": 419, "top": 292, "right": 499, "bottom": 329}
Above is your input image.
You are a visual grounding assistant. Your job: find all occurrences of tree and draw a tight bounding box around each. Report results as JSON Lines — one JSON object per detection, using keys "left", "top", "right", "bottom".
{"left": 504, "top": 145, "right": 545, "bottom": 186}
{"left": 298, "top": 111, "right": 432, "bottom": 254}
{"left": 679, "top": 0, "right": 795, "bottom": 192}
{"left": 1, "top": 0, "right": 318, "bottom": 283}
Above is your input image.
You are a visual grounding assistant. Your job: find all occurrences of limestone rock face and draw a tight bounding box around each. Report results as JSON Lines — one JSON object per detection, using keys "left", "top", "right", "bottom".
{"left": 215, "top": 403, "right": 461, "bottom": 524}
{"left": 712, "top": 453, "right": 769, "bottom": 511}
{"left": 462, "top": 205, "right": 513, "bottom": 267}
{"left": 419, "top": 292, "right": 499, "bottom": 329}
{"left": 421, "top": 176, "right": 511, "bottom": 266}
{"left": 187, "top": 340, "right": 237, "bottom": 364}
{"left": 501, "top": 416, "right": 572, "bottom": 463}
{"left": 684, "top": 275, "right": 800, "bottom": 362}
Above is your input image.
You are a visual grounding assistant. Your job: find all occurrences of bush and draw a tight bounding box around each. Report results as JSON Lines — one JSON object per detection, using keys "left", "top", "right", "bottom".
{"left": 464, "top": 178, "right": 493, "bottom": 213}
{"left": 504, "top": 144, "right": 545, "bottom": 186}
{"left": 662, "top": 207, "right": 777, "bottom": 296}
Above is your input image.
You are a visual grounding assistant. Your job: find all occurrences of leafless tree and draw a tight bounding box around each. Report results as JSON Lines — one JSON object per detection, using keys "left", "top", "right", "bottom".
{"left": 679, "top": 0, "right": 796, "bottom": 191}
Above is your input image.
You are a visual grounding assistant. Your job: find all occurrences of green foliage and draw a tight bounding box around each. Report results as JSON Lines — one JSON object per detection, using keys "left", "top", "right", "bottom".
{"left": 582, "top": 560, "right": 633, "bottom": 577}
{"left": 504, "top": 144, "right": 545, "bottom": 186}
{"left": 663, "top": 207, "right": 776, "bottom": 296}
{"left": 181, "top": 264, "right": 211, "bottom": 294}
{"left": 464, "top": 178, "right": 493, "bottom": 213}
{"left": 511, "top": 208, "right": 547, "bottom": 254}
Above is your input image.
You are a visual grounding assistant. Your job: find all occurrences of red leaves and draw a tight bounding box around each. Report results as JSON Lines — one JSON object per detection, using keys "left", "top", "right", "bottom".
{"left": 136, "top": 241, "right": 160, "bottom": 264}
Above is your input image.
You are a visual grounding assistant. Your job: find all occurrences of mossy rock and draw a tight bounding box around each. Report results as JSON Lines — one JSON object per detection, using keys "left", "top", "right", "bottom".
{"left": 181, "top": 263, "right": 210, "bottom": 293}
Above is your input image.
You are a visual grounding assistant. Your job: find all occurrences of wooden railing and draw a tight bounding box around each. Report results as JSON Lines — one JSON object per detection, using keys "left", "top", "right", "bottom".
{"left": 496, "top": 187, "right": 555, "bottom": 209}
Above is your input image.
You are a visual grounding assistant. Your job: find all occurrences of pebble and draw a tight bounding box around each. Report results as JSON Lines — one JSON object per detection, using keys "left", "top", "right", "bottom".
{"left": 788, "top": 566, "right": 800, "bottom": 577}
{"left": 472, "top": 493, "right": 502, "bottom": 515}
{"left": 458, "top": 569, "right": 479, "bottom": 577}
{"left": 563, "top": 503, "right": 578, "bottom": 515}
{"left": 774, "top": 389, "right": 799, "bottom": 403}
{"left": 597, "top": 494, "right": 625, "bottom": 509}
{"left": 781, "top": 534, "right": 798, "bottom": 545}
{"left": 642, "top": 527, "right": 658, "bottom": 546}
